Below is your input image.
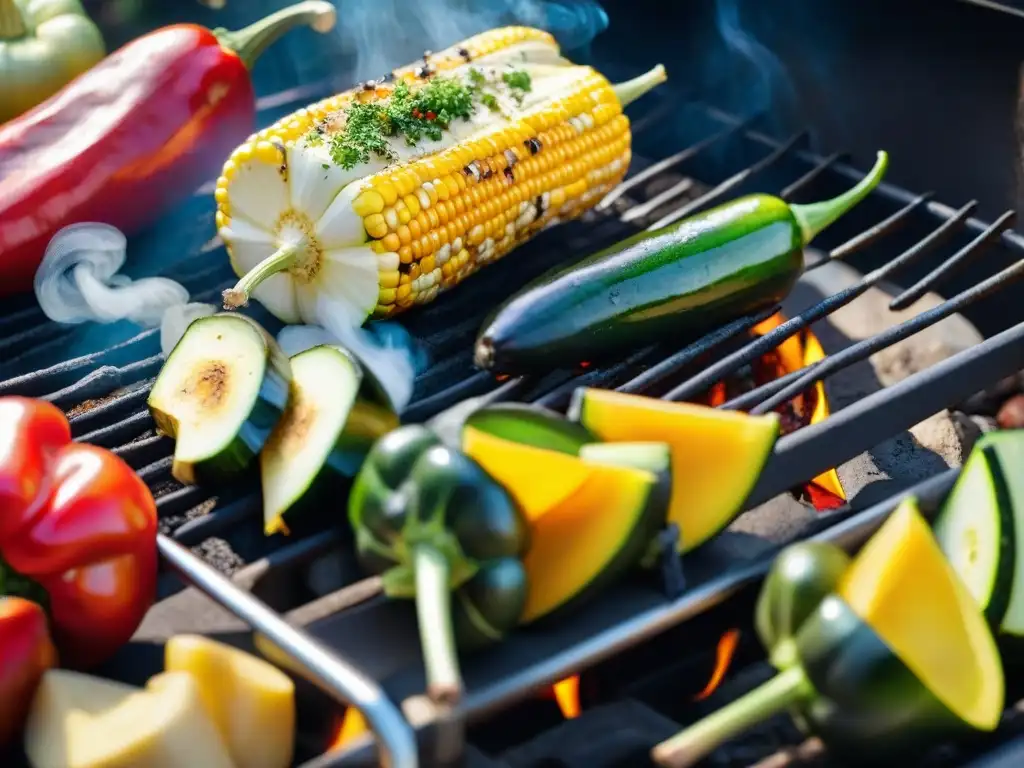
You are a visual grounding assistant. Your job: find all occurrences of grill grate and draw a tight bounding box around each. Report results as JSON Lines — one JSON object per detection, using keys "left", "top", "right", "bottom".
{"left": 3, "top": 74, "right": 1024, "bottom": 767}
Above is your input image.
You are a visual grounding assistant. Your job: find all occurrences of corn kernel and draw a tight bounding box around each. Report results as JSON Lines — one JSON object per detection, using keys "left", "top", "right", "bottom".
{"left": 352, "top": 191, "right": 385, "bottom": 218}
{"left": 403, "top": 194, "right": 421, "bottom": 218}
{"left": 375, "top": 181, "right": 399, "bottom": 206}
{"left": 379, "top": 288, "right": 397, "bottom": 304}
{"left": 364, "top": 214, "right": 388, "bottom": 239}
{"left": 215, "top": 211, "right": 229, "bottom": 230}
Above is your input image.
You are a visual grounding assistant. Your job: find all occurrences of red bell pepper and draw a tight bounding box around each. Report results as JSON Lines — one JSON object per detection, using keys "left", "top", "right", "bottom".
{"left": 0, "top": 597, "right": 56, "bottom": 747}
{"left": 0, "top": 397, "right": 158, "bottom": 669}
{"left": 0, "top": 1, "right": 337, "bottom": 298}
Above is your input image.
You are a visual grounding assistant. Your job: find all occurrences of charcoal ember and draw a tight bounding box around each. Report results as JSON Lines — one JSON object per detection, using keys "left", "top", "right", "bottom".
{"left": 997, "top": 394, "right": 1024, "bottom": 428}
{"left": 960, "top": 372, "right": 1024, "bottom": 416}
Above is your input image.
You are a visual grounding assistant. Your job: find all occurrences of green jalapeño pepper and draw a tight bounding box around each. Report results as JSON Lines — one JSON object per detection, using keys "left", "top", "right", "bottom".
{"left": 475, "top": 152, "right": 889, "bottom": 374}
{"left": 0, "top": 0, "right": 106, "bottom": 123}
{"left": 349, "top": 425, "right": 530, "bottom": 704}
{"left": 652, "top": 499, "right": 1004, "bottom": 768}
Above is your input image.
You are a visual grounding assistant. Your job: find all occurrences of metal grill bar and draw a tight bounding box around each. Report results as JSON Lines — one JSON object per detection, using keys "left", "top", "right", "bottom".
{"left": 426, "top": 468, "right": 959, "bottom": 733}
{"left": 596, "top": 117, "right": 756, "bottom": 212}
{"left": 746, "top": 320, "right": 1024, "bottom": 506}
{"left": 890, "top": 210, "right": 1017, "bottom": 310}
{"left": 646, "top": 131, "right": 810, "bottom": 231}
{"left": 615, "top": 308, "right": 779, "bottom": 395}
{"left": 158, "top": 535, "right": 418, "bottom": 768}
{"left": 750, "top": 253, "right": 1024, "bottom": 415}
{"left": 816, "top": 190, "right": 934, "bottom": 266}
{"left": 780, "top": 151, "right": 847, "bottom": 201}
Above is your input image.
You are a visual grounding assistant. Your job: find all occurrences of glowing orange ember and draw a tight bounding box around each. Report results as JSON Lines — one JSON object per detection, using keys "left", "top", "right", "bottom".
{"left": 694, "top": 629, "right": 742, "bottom": 701}
{"left": 705, "top": 312, "right": 845, "bottom": 511}
{"left": 553, "top": 675, "right": 582, "bottom": 719}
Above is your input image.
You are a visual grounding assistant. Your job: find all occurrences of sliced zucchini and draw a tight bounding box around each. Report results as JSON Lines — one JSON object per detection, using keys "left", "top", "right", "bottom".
{"left": 567, "top": 386, "right": 779, "bottom": 552}
{"left": 935, "top": 430, "right": 1024, "bottom": 634}
{"left": 464, "top": 403, "right": 596, "bottom": 455}
{"left": 260, "top": 345, "right": 398, "bottom": 536}
{"left": 148, "top": 313, "right": 291, "bottom": 486}
{"left": 839, "top": 498, "right": 1004, "bottom": 732}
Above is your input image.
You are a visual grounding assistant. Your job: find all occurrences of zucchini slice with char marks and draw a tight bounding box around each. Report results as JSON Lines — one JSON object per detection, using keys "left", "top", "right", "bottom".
{"left": 261, "top": 345, "right": 399, "bottom": 536}
{"left": 148, "top": 313, "right": 291, "bottom": 486}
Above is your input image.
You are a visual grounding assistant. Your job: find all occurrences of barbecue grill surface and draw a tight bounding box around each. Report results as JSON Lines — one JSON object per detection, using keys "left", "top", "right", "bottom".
{"left": 5, "top": 2, "right": 1024, "bottom": 767}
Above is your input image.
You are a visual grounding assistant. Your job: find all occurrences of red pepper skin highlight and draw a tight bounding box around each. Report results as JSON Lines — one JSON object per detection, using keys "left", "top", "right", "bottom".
{"left": 0, "top": 2, "right": 337, "bottom": 298}
{"left": 0, "top": 597, "right": 57, "bottom": 747}
{"left": 0, "top": 397, "right": 158, "bottom": 669}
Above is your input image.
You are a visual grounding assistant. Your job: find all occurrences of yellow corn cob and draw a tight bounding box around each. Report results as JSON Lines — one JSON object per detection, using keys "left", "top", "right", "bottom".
{"left": 217, "top": 27, "right": 666, "bottom": 325}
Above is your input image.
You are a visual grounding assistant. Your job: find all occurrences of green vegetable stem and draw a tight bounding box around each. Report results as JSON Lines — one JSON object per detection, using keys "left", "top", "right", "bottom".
{"left": 348, "top": 425, "right": 529, "bottom": 704}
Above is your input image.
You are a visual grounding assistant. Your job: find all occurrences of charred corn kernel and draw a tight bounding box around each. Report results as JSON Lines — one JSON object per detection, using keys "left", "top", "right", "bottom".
{"left": 217, "top": 26, "right": 664, "bottom": 325}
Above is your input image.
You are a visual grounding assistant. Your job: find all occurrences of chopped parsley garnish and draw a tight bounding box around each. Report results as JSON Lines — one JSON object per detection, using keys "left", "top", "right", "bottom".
{"left": 317, "top": 68, "right": 534, "bottom": 170}
{"left": 502, "top": 70, "right": 532, "bottom": 93}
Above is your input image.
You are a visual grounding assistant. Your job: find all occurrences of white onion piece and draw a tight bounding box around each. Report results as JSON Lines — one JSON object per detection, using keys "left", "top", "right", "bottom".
{"left": 160, "top": 302, "right": 218, "bottom": 358}
{"left": 278, "top": 310, "right": 428, "bottom": 414}
{"left": 35, "top": 223, "right": 189, "bottom": 327}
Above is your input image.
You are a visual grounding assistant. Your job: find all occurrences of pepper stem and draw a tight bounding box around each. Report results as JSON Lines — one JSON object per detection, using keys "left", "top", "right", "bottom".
{"left": 413, "top": 544, "right": 463, "bottom": 706}
{"left": 222, "top": 240, "right": 306, "bottom": 310}
{"left": 790, "top": 151, "right": 889, "bottom": 245}
{"left": 614, "top": 65, "right": 668, "bottom": 108}
{"left": 651, "top": 665, "right": 813, "bottom": 768}
{"left": 215, "top": 1, "right": 337, "bottom": 71}
{"left": 0, "top": 0, "right": 26, "bottom": 39}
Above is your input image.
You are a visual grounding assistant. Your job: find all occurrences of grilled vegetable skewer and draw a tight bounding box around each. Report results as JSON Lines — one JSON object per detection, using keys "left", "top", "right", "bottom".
{"left": 475, "top": 151, "right": 888, "bottom": 374}
{"left": 216, "top": 27, "right": 666, "bottom": 326}
{"left": 652, "top": 499, "right": 1004, "bottom": 767}
{"left": 349, "top": 426, "right": 530, "bottom": 704}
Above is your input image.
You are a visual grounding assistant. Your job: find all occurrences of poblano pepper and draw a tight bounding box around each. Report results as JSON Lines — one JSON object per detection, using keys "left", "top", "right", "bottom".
{"left": 349, "top": 424, "right": 529, "bottom": 704}
{"left": 0, "top": 0, "right": 106, "bottom": 123}
{"left": 652, "top": 500, "right": 1004, "bottom": 768}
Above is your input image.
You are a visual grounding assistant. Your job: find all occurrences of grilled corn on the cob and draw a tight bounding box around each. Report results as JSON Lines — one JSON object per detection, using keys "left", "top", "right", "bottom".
{"left": 218, "top": 27, "right": 666, "bottom": 325}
